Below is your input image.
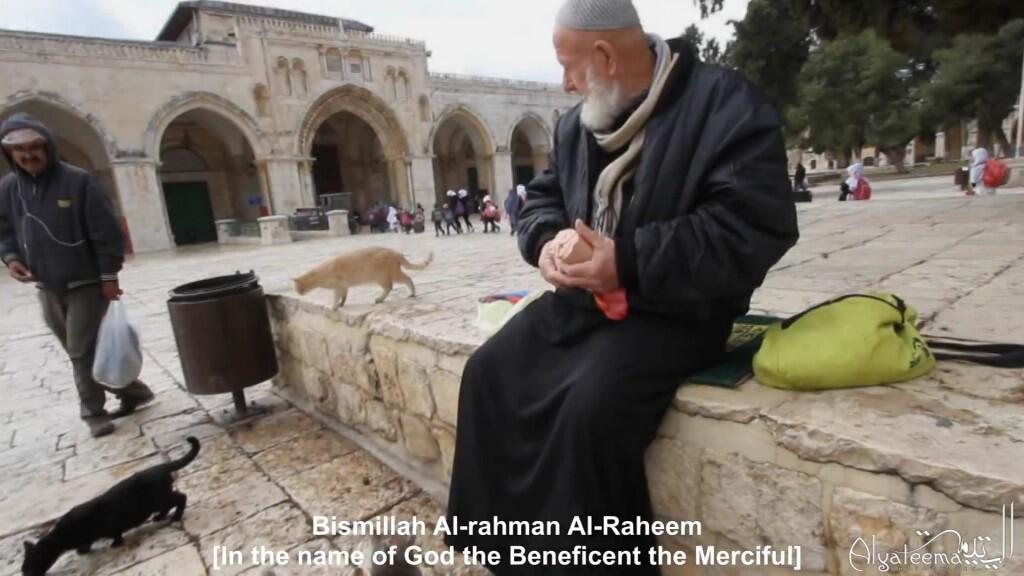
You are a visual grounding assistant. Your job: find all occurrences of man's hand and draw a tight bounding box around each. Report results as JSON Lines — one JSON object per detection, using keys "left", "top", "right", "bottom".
{"left": 101, "top": 279, "right": 122, "bottom": 301}
{"left": 6, "top": 260, "right": 34, "bottom": 283}
{"left": 548, "top": 220, "right": 621, "bottom": 294}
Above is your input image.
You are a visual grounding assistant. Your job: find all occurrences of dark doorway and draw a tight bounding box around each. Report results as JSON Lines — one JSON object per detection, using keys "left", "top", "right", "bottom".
{"left": 312, "top": 144, "right": 342, "bottom": 197}
{"left": 163, "top": 182, "right": 217, "bottom": 245}
{"left": 514, "top": 166, "right": 535, "bottom": 188}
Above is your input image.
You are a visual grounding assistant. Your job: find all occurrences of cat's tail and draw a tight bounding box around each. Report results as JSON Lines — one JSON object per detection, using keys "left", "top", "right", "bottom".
{"left": 401, "top": 252, "right": 433, "bottom": 271}
{"left": 160, "top": 436, "right": 201, "bottom": 473}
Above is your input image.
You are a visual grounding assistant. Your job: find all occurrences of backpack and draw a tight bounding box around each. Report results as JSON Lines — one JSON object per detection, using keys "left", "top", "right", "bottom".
{"left": 752, "top": 292, "right": 1024, "bottom": 391}
{"left": 983, "top": 159, "right": 1010, "bottom": 188}
{"left": 753, "top": 293, "right": 935, "bottom": 390}
{"left": 853, "top": 179, "right": 872, "bottom": 200}
{"left": 483, "top": 204, "right": 499, "bottom": 219}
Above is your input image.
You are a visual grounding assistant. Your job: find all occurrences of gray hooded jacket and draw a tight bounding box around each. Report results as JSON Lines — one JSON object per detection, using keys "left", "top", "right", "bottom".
{"left": 0, "top": 113, "right": 124, "bottom": 293}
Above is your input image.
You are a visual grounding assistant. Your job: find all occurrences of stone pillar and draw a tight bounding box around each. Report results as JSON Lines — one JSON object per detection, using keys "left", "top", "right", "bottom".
{"left": 409, "top": 154, "right": 436, "bottom": 209}
{"left": 300, "top": 159, "right": 317, "bottom": 207}
{"left": 327, "top": 210, "right": 350, "bottom": 236}
{"left": 110, "top": 159, "right": 172, "bottom": 253}
{"left": 492, "top": 149, "right": 514, "bottom": 208}
{"left": 260, "top": 158, "right": 305, "bottom": 215}
{"left": 215, "top": 219, "right": 239, "bottom": 244}
{"left": 389, "top": 157, "right": 411, "bottom": 207}
{"left": 258, "top": 215, "right": 292, "bottom": 245}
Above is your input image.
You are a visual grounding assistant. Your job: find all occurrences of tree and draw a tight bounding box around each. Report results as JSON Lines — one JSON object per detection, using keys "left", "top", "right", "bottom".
{"left": 790, "top": 0, "right": 1024, "bottom": 57}
{"left": 694, "top": 0, "right": 724, "bottom": 19}
{"left": 680, "top": 24, "right": 726, "bottom": 65}
{"left": 727, "top": 0, "right": 811, "bottom": 132}
{"left": 922, "top": 19, "right": 1024, "bottom": 151}
{"left": 789, "top": 30, "right": 920, "bottom": 170}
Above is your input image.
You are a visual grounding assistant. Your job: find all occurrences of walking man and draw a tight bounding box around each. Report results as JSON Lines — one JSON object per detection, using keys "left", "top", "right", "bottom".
{"left": 0, "top": 113, "right": 154, "bottom": 438}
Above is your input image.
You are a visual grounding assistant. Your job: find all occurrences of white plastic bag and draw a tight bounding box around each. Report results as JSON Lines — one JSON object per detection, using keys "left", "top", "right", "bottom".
{"left": 92, "top": 301, "right": 143, "bottom": 389}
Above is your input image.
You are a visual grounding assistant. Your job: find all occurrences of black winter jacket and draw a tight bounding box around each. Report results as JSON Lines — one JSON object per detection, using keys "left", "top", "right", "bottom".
{"left": 518, "top": 39, "right": 799, "bottom": 321}
{"left": 0, "top": 113, "right": 124, "bottom": 293}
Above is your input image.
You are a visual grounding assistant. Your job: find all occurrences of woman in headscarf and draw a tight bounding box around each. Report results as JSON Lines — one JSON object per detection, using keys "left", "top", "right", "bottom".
{"left": 970, "top": 147, "right": 995, "bottom": 196}
{"left": 839, "top": 162, "right": 871, "bottom": 201}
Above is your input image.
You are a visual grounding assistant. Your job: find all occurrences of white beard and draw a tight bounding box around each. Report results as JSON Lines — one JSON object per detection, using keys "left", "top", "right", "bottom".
{"left": 580, "top": 65, "right": 627, "bottom": 132}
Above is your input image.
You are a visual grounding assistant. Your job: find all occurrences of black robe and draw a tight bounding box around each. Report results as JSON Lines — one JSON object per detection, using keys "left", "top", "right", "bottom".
{"left": 445, "top": 39, "right": 798, "bottom": 575}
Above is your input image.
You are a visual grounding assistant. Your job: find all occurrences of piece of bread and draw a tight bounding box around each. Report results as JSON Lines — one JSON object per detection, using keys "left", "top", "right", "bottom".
{"left": 550, "top": 229, "right": 593, "bottom": 273}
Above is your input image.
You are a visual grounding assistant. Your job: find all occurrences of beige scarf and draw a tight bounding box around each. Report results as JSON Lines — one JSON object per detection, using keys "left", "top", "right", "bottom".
{"left": 591, "top": 35, "right": 678, "bottom": 236}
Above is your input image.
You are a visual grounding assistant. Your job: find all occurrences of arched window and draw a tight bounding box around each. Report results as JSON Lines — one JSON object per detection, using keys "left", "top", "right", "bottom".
{"left": 398, "top": 69, "right": 411, "bottom": 101}
{"left": 291, "top": 58, "right": 308, "bottom": 98}
{"left": 348, "top": 50, "right": 365, "bottom": 80}
{"left": 275, "top": 57, "right": 291, "bottom": 97}
{"left": 324, "top": 48, "right": 343, "bottom": 79}
{"left": 418, "top": 95, "right": 431, "bottom": 123}
{"left": 386, "top": 66, "right": 397, "bottom": 100}
{"left": 253, "top": 84, "right": 270, "bottom": 117}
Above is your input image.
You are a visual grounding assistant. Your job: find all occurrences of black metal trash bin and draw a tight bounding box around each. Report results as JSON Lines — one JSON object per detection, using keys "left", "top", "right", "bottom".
{"left": 167, "top": 271, "right": 278, "bottom": 416}
{"left": 955, "top": 167, "right": 970, "bottom": 191}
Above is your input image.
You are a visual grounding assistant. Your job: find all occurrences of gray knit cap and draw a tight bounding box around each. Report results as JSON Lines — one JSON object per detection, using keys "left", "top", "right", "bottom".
{"left": 555, "top": 0, "right": 642, "bottom": 30}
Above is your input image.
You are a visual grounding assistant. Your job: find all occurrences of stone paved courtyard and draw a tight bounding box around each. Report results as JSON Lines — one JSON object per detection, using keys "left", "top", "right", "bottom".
{"left": 1, "top": 189, "right": 1023, "bottom": 576}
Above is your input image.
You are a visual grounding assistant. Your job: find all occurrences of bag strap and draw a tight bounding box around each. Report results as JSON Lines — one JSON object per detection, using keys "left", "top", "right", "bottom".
{"left": 924, "top": 337, "right": 1024, "bottom": 368}
{"left": 781, "top": 293, "right": 906, "bottom": 330}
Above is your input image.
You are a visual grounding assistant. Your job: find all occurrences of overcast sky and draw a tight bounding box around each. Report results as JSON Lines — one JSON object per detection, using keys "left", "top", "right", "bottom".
{"left": 3, "top": 0, "right": 749, "bottom": 83}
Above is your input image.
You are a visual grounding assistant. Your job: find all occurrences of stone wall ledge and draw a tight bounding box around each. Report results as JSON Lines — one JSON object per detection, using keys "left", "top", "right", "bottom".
{"left": 269, "top": 290, "right": 1024, "bottom": 574}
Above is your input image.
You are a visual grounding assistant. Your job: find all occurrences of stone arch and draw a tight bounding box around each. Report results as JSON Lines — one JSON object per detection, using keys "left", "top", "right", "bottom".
{"left": 144, "top": 92, "right": 268, "bottom": 160}
{"left": 155, "top": 107, "right": 264, "bottom": 245}
{"left": 507, "top": 111, "right": 552, "bottom": 150}
{"left": 430, "top": 104, "right": 498, "bottom": 207}
{"left": 0, "top": 91, "right": 122, "bottom": 208}
{"left": 298, "top": 84, "right": 409, "bottom": 159}
{"left": 298, "top": 84, "right": 412, "bottom": 209}
{"left": 1, "top": 90, "right": 119, "bottom": 160}
{"left": 0, "top": 92, "right": 137, "bottom": 249}
{"left": 509, "top": 112, "right": 552, "bottom": 187}
{"left": 429, "top": 104, "right": 497, "bottom": 157}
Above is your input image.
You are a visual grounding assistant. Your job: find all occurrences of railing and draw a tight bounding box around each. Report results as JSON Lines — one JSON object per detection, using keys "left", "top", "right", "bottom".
{"left": 236, "top": 15, "right": 340, "bottom": 40}
{"left": 0, "top": 29, "right": 240, "bottom": 65}
{"left": 429, "top": 72, "right": 562, "bottom": 92}
{"left": 233, "top": 15, "right": 425, "bottom": 51}
{"left": 347, "top": 30, "right": 426, "bottom": 50}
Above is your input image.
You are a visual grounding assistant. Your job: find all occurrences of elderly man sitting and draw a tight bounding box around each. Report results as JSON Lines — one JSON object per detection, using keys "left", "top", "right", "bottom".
{"left": 444, "top": 0, "right": 799, "bottom": 573}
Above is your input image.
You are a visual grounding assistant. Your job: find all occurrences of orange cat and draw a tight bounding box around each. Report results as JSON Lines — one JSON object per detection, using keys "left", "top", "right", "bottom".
{"left": 293, "top": 247, "right": 433, "bottom": 308}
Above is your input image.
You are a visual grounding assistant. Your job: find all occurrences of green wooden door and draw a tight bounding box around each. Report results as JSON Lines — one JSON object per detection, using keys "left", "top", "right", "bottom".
{"left": 163, "top": 182, "right": 217, "bottom": 246}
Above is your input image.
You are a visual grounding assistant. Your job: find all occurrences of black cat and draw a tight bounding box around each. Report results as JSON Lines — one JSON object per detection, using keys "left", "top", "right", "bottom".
{"left": 22, "top": 436, "right": 200, "bottom": 576}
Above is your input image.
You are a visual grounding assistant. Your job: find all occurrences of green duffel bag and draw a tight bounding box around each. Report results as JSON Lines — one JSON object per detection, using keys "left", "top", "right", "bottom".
{"left": 753, "top": 293, "right": 935, "bottom": 390}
